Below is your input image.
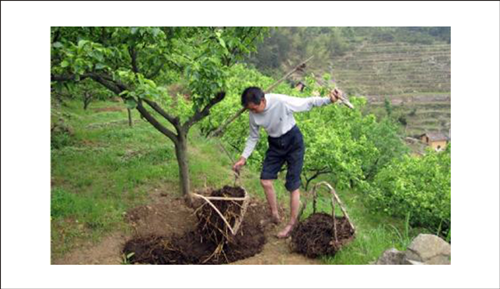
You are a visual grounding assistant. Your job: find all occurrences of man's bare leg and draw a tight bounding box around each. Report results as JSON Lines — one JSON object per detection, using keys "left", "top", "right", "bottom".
{"left": 277, "top": 188, "right": 300, "bottom": 238}
{"left": 260, "top": 179, "right": 280, "bottom": 223}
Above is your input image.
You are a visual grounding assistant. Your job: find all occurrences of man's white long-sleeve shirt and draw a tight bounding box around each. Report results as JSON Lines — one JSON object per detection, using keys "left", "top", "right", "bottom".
{"left": 241, "top": 93, "right": 332, "bottom": 159}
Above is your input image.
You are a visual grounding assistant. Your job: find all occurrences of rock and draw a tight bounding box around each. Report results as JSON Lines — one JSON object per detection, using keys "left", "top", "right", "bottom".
{"left": 404, "top": 259, "right": 424, "bottom": 265}
{"left": 376, "top": 248, "right": 406, "bottom": 265}
{"left": 424, "top": 254, "right": 452, "bottom": 265}
{"left": 404, "top": 234, "right": 451, "bottom": 265}
{"left": 375, "top": 234, "right": 451, "bottom": 265}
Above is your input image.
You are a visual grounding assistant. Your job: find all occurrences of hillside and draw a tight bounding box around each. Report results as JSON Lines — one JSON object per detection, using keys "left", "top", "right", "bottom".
{"left": 49, "top": 27, "right": 451, "bottom": 265}
{"left": 246, "top": 27, "right": 451, "bottom": 138}
{"left": 50, "top": 99, "right": 419, "bottom": 265}
{"left": 330, "top": 41, "right": 451, "bottom": 137}
{"left": 331, "top": 41, "right": 450, "bottom": 95}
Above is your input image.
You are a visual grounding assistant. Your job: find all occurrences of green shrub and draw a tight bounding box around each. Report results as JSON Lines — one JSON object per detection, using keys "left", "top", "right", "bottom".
{"left": 51, "top": 118, "right": 74, "bottom": 149}
{"left": 368, "top": 144, "right": 451, "bottom": 237}
{"left": 51, "top": 131, "right": 73, "bottom": 149}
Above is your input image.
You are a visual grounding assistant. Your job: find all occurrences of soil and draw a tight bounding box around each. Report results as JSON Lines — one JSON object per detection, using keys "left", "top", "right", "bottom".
{"left": 125, "top": 200, "right": 196, "bottom": 238}
{"left": 123, "top": 186, "right": 267, "bottom": 264}
{"left": 52, "top": 186, "right": 322, "bottom": 265}
{"left": 52, "top": 232, "right": 127, "bottom": 265}
{"left": 291, "top": 213, "right": 355, "bottom": 258}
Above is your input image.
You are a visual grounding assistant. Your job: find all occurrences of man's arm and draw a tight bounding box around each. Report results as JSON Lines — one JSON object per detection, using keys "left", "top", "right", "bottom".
{"left": 241, "top": 117, "right": 260, "bottom": 159}
{"left": 233, "top": 117, "right": 259, "bottom": 172}
{"left": 278, "top": 94, "right": 333, "bottom": 113}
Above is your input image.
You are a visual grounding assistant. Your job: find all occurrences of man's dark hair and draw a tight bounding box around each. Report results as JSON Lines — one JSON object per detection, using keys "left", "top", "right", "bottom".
{"left": 241, "top": 87, "right": 265, "bottom": 107}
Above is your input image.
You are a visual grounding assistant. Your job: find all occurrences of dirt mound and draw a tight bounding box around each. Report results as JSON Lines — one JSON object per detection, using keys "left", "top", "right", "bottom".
{"left": 196, "top": 186, "right": 246, "bottom": 245}
{"left": 291, "top": 213, "right": 355, "bottom": 258}
{"left": 125, "top": 201, "right": 196, "bottom": 238}
{"left": 123, "top": 232, "right": 215, "bottom": 264}
{"left": 123, "top": 186, "right": 266, "bottom": 264}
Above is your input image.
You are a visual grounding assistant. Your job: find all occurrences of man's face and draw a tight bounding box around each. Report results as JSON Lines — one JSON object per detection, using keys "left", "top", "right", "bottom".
{"left": 247, "top": 99, "right": 266, "bottom": 114}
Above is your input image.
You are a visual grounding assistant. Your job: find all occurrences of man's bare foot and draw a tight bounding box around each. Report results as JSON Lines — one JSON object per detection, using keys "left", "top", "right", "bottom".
{"left": 271, "top": 214, "right": 281, "bottom": 224}
{"left": 276, "top": 223, "right": 295, "bottom": 239}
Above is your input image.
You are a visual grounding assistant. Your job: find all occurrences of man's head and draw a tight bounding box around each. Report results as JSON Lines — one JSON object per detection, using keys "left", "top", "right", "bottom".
{"left": 241, "top": 87, "right": 266, "bottom": 113}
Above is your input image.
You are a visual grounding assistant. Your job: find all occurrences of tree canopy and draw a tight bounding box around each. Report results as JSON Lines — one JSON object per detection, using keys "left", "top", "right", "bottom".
{"left": 51, "top": 27, "right": 269, "bottom": 197}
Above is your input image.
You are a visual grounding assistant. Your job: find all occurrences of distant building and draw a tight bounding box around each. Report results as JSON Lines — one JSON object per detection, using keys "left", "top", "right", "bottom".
{"left": 420, "top": 132, "right": 450, "bottom": 151}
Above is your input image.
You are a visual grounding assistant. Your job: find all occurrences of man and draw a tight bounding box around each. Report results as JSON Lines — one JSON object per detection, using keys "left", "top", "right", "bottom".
{"left": 232, "top": 86, "right": 341, "bottom": 238}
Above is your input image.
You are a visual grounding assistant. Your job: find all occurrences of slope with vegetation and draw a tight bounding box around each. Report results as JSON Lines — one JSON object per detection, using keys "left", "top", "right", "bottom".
{"left": 246, "top": 27, "right": 451, "bottom": 137}
{"left": 51, "top": 27, "right": 451, "bottom": 264}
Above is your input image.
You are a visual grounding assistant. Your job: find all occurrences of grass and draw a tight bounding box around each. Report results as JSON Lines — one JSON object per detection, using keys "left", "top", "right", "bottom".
{"left": 51, "top": 98, "right": 421, "bottom": 264}
{"left": 50, "top": 99, "right": 239, "bottom": 259}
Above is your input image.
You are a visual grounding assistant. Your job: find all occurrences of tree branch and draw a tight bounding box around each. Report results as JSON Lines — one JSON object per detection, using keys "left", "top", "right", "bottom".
{"left": 146, "top": 63, "right": 164, "bottom": 79}
{"left": 52, "top": 72, "right": 180, "bottom": 144}
{"left": 128, "top": 46, "right": 139, "bottom": 74}
{"left": 183, "top": 91, "right": 226, "bottom": 130}
{"left": 99, "top": 27, "right": 108, "bottom": 45}
{"left": 51, "top": 74, "right": 84, "bottom": 82}
{"left": 304, "top": 167, "right": 332, "bottom": 191}
{"left": 95, "top": 73, "right": 128, "bottom": 91}
{"left": 142, "top": 98, "right": 180, "bottom": 127}
{"left": 51, "top": 28, "right": 61, "bottom": 44}
{"left": 136, "top": 99, "right": 178, "bottom": 144}
{"left": 222, "top": 27, "right": 253, "bottom": 66}
{"left": 87, "top": 73, "right": 124, "bottom": 94}
{"left": 51, "top": 72, "right": 125, "bottom": 95}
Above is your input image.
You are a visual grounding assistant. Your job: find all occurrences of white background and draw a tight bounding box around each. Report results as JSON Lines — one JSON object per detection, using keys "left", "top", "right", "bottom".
{"left": 1, "top": 1, "right": 499, "bottom": 288}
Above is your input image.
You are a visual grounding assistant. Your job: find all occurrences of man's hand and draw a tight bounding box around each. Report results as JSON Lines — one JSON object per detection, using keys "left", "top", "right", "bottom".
{"left": 232, "top": 157, "right": 246, "bottom": 174}
{"left": 329, "top": 88, "right": 343, "bottom": 103}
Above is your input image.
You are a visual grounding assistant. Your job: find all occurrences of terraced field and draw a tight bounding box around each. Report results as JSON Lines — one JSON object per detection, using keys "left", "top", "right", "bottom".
{"left": 331, "top": 42, "right": 451, "bottom": 138}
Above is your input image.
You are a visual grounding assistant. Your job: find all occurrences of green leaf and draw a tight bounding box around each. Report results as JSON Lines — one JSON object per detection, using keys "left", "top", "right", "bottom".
{"left": 152, "top": 28, "right": 160, "bottom": 37}
{"left": 95, "top": 63, "right": 105, "bottom": 70}
{"left": 52, "top": 42, "right": 63, "bottom": 48}
{"left": 126, "top": 98, "right": 137, "bottom": 109}
{"left": 219, "top": 38, "right": 226, "bottom": 49}
{"left": 61, "top": 61, "right": 69, "bottom": 68}
{"left": 119, "top": 90, "right": 130, "bottom": 96}
{"left": 77, "top": 40, "right": 89, "bottom": 48}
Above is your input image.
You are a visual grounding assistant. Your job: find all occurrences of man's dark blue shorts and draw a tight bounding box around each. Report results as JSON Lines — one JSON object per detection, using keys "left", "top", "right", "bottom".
{"left": 260, "top": 125, "right": 305, "bottom": 192}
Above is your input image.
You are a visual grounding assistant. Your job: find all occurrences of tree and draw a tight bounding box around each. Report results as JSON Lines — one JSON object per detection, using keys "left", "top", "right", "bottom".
{"left": 51, "top": 27, "right": 268, "bottom": 200}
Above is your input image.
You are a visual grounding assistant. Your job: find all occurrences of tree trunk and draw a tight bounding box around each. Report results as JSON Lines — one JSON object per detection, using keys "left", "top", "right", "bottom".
{"left": 127, "top": 108, "right": 133, "bottom": 127}
{"left": 175, "top": 132, "right": 191, "bottom": 203}
{"left": 52, "top": 74, "right": 226, "bottom": 200}
{"left": 83, "top": 98, "right": 90, "bottom": 110}
{"left": 83, "top": 93, "right": 92, "bottom": 110}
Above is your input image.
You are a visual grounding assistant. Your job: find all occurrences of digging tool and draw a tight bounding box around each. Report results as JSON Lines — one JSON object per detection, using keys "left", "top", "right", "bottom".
{"left": 335, "top": 89, "right": 355, "bottom": 110}
{"left": 209, "top": 56, "right": 315, "bottom": 138}
{"left": 329, "top": 85, "right": 354, "bottom": 110}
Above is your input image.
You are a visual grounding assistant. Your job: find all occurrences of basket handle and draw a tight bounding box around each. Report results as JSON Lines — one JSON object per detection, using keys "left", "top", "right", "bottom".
{"left": 310, "top": 181, "right": 356, "bottom": 234}
{"left": 192, "top": 190, "right": 250, "bottom": 235}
